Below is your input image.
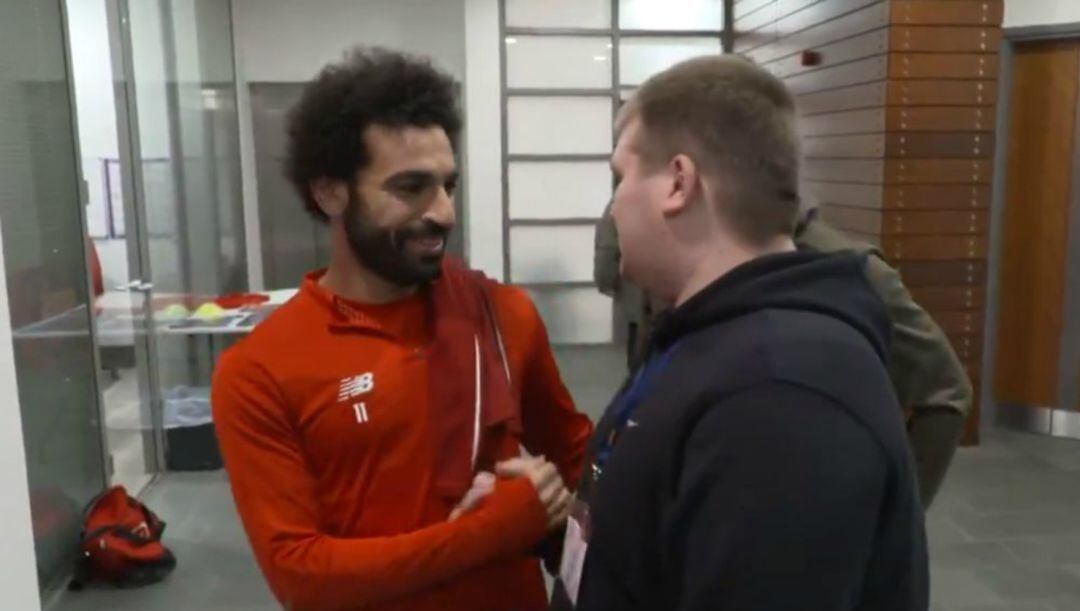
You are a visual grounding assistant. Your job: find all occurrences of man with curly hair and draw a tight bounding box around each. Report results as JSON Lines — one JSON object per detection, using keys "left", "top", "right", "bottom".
{"left": 212, "top": 47, "right": 593, "bottom": 611}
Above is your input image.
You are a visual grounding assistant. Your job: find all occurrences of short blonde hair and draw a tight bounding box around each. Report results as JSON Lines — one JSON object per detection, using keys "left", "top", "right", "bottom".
{"left": 618, "top": 55, "right": 801, "bottom": 244}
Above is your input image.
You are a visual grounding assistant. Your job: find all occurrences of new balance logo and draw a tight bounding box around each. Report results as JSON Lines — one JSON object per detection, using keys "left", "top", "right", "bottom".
{"left": 338, "top": 373, "right": 375, "bottom": 401}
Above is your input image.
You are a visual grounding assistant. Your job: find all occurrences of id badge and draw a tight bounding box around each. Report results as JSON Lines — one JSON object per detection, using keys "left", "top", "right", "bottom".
{"left": 559, "top": 498, "right": 592, "bottom": 606}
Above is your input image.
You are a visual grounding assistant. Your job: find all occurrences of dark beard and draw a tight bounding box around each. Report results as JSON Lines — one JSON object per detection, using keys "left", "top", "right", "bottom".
{"left": 343, "top": 189, "right": 449, "bottom": 288}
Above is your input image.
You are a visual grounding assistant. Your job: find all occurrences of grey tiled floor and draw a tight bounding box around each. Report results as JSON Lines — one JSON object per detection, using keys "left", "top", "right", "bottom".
{"left": 52, "top": 346, "right": 1080, "bottom": 610}
{"left": 927, "top": 427, "right": 1080, "bottom": 611}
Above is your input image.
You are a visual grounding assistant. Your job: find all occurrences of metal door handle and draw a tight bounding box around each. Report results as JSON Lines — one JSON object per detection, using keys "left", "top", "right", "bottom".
{"left": 113, "top": 280, "right": 154, "bottom": 292}
{"left": 113, "top": 280, "right": 140, "bottom": 291}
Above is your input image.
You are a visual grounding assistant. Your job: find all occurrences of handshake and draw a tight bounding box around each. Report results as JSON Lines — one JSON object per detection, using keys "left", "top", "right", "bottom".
{"left": 449, "top": 456, "right": 572, "bottom": 529}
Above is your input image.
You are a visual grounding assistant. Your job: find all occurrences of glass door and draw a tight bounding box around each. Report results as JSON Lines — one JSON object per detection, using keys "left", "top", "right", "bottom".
{"left": 119, "top": 0, "right": 246, "bottom": 453}
{"left": 106, "top": 0, "right": 246, "bottom": 484}
{"left": 67, "top": 0, "right": 164, "bottom": 497}
{"left": 0, "top": 0, "right": 108, "bottom": 594}
{"left": 65, "top": 0, "right": 245, "bottom": 494}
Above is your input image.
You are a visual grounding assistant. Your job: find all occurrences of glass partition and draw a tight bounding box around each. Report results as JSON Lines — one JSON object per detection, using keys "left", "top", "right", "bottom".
{"left": 0, "top": 0, "right": 107, "bottom": 594}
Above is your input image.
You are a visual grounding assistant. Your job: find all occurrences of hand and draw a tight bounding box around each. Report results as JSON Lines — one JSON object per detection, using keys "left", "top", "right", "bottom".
{"left": 449, "top": 472, "right": 496, "bottom": 521}
{"left": 496, "top": 456, "right": 573, "bottom": 529}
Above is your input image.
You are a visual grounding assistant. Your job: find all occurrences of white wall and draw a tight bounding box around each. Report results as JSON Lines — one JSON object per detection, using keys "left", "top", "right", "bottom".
{"left": 129, "top": 0, "right": 173, "bottom": 160}
{"left": 463, "top": 0, "right": 504, "bottom": 279}
{"left": 232, "top": 0, "right": 467, "bottom": 82}
{"left": 231, "top": 0, "right": 491, "bottom": 283}
{"left": 65, "top": 0, "right": 131, "bottom": 288}
{"left": 66, "top": 0, "right": 119, "bottom": 161}
{"left": 1004, "top": 0, "right": 1080, "bottom": 28}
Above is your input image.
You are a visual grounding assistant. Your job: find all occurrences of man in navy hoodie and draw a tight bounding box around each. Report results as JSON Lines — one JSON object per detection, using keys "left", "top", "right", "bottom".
{"left": 557, "top": 55, "right": 929, "bottom": 611}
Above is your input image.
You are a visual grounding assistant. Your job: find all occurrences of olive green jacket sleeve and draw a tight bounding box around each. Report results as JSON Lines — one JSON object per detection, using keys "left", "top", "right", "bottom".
{"left": 594, "top": 203, "right": 647, "bottom": 328}
{"left": 796, "top": 214, "right": 973, "bottom": 507}
{"left": 594, "top": 202, "right": 622, "bottom": 298}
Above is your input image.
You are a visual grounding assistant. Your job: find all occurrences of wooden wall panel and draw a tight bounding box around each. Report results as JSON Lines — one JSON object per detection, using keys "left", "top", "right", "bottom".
{"left": 880, "top": 210, "right": 988, "bottom": 235}
{"left": 886, "top": 107, "right": 994, "bottom": 131}
{"left": 954, "top": 341, "right": 983, "bottom": 364}
{"left": 889, "top": 53, "right": 999, "bottom": 79}
{"left": 928, "top": 310, "right": 984, "bottom": 336}
{"left": 965, "top": 360, "right": 982, "bottom": 382}
{"left": 884, "top": 184, "right": 991, "bottom": 210}
{"left": 947, "top": 333, "right": 985, "bottom": 363}
{"left": 890, "top": 26, "right": 1001, "bottom": 53}
{"left": 895, "top": 260, "right": 986, "bottom": 287}
{"left": 884, "top": 159, "right": 991, "bottom": 184}
{"left": 913, "top": 286, "right": 987, "bottom": 312}
{"left": 884, "top": 133, "right": 994, "bottom": 158}
{"left": 887, "top": 79, "right": 997, "bottom": 106}
{"left": 891, "top": 0, "right": 1003, "bottom": 26}
{"left": 880, "top": 235, "right": 987, "bottom": 261}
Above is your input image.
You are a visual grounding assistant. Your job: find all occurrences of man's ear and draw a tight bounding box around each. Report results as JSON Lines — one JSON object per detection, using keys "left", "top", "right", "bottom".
{"left": 311, "top": 178, "right": 349, "bottom": 218}
{"left": 661, "top": 154, "right": 699, "bottom": 217}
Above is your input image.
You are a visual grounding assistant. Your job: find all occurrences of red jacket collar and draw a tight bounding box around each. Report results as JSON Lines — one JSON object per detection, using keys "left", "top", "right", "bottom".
{"left": 299, "top": 268, "right": 419, "bottom": 336}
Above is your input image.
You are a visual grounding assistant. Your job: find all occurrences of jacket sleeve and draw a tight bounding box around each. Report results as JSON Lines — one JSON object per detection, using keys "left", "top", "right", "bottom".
{"left": 594, "top": 202, "right": 621, "bottom": 298}
{"left": 211, "top": 351, "right": 550, "bottom": 611}
{"left": 665, "top": 383, "right": 892, "bottom": 611}
{"left": 516, "top": 297, "right": 595, "bottom": 490}
{"left": 864, "top": 253, "right": 972, "bottom": 506}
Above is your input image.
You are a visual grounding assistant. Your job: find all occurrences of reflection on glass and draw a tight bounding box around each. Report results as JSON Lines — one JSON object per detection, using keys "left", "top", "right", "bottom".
{"left": 619, "top": 37, "right": 722, "bottom": 86}
{"left": 68, "top": 0, "right": 161, "bottom": 499}
{"left": 0, "top": 0, "right": 106, "bottom": 593}
{"left": 619, "top": 0, "right": 723, "bottom": 31}
{"left": 509, "top": 161, "right": 612, "bottom": 220}
{"left": 510, "top": 225, "right": 596, "bottom": 283}
{"left": 128, "top": 0, "right": 246, "bottom": 407}
{"left": 527, "top": 287, "right": 614, "bottom": 344}
{"left": 507, "top": 36, "right": 614, "bottom": 90}
{"left": 508, "top": 96, "right": 613, "bottom": 155}
{"left": 506, "top": 0, "right": 611, "bottom": 29}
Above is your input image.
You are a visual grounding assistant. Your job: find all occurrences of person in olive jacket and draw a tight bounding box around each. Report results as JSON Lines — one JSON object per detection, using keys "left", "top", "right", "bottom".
{"left": 594, "top": 202, "right": 971, "bottom": 508}
{"left": 594, "top": 200, "right": 651, "bottom": 371}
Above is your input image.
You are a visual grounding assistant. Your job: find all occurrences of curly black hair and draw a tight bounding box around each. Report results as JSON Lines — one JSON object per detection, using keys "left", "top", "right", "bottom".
{"left": 285, "top": 46, "right": 462, "bottom": 221}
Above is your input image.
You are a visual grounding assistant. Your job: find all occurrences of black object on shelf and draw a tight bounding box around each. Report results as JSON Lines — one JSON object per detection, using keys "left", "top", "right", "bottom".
{"left": 162, "top": 386, "right": 222, "bottom": 471}
{"left": 166, "top": 423, "right": 222, "bottom": 471}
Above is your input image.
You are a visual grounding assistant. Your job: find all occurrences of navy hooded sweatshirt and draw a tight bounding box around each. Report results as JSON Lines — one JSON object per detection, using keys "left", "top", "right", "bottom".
{"left": 571, "top": 250, "right": 929, "bottom": 611}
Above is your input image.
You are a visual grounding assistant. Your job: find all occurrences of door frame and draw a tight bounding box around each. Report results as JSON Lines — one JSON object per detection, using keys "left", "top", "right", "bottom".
{"left": 58, "top": 0, "right": 111, "bottom": 493}
{"left": 101, "top": 0, "right": 170, "bottom": 480}
{"left": 983, "top": 23, "right": 1080, "bottom": 440}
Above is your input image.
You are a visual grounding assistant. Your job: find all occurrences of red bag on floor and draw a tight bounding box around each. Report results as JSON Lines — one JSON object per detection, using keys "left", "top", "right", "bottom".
{"left": 71, "top": 486, "right": 177, "bottom": 588}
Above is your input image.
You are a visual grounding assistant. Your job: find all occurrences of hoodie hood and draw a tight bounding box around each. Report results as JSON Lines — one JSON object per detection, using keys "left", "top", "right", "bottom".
{"left": 651, "top": 250, "right": 890, "bottom": 364}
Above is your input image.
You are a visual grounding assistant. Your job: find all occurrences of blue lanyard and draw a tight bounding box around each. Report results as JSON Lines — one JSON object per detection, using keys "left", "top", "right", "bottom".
{"left": 593, "top": 345, "right": 679, "bottom": 478}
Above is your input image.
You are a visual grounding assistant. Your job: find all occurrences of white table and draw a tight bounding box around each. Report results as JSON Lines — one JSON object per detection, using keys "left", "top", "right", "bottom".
{"left": 13, "top": 288, "right": 298, "bottom": 344}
